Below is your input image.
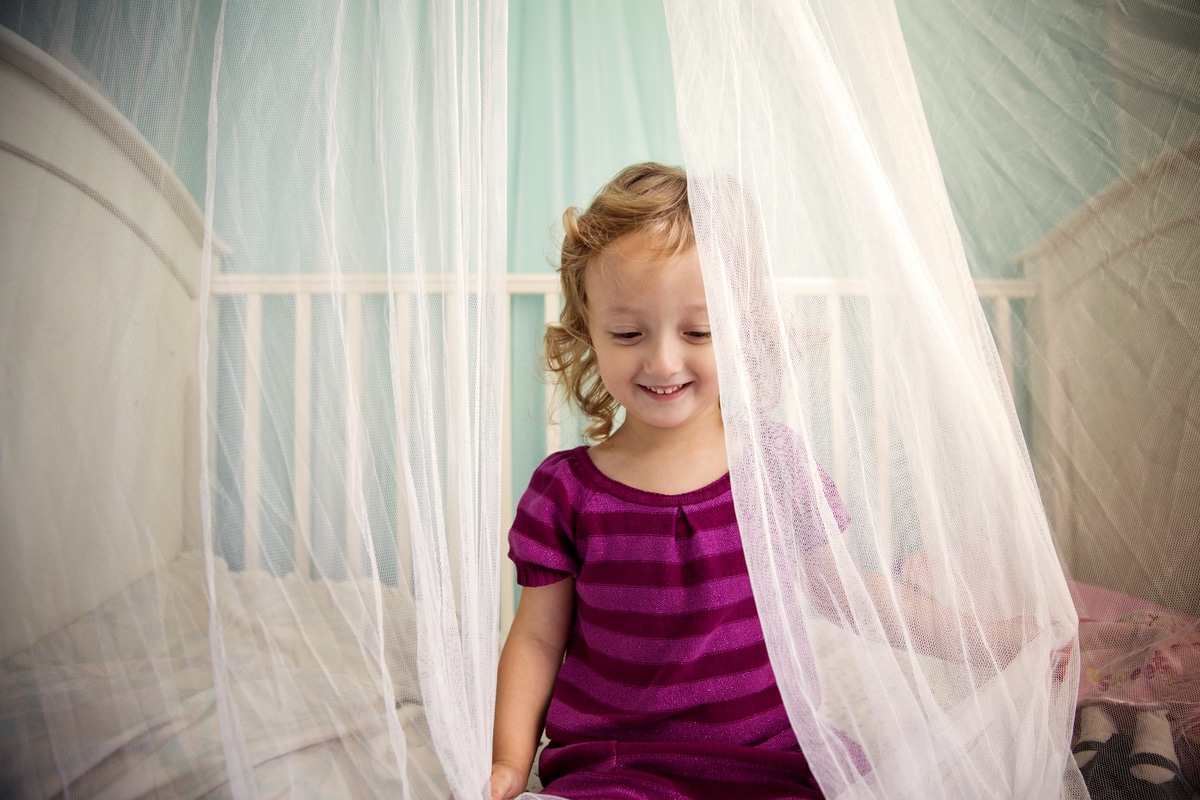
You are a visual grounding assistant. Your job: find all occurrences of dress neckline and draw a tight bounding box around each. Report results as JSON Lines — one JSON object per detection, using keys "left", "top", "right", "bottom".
{"left": 568, "top": 445, "right": 731, "bottom": 507}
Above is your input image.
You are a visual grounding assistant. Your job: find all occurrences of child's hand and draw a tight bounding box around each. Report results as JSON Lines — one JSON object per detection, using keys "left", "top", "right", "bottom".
{"left": 489, "top": 761, "right": 527, "bottom": 800}
{"left": 1051, "top": 638, "right": 1075, "bottom": 683}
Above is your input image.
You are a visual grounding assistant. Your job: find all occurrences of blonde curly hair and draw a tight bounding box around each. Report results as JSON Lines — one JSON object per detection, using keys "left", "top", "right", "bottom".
{"left": 545, "top": 163, "right": 695, "bottom": 442}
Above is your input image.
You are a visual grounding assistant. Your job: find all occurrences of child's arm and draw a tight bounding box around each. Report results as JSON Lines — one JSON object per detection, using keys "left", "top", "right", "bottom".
{"left": 807, "top": 545, "right": 1033, "bottom": 668}
{"left": 490, "top": 578, "right": 575, "bottom": 800}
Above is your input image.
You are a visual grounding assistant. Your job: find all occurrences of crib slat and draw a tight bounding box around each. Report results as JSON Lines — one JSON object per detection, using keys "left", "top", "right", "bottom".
{"left": 872, "top": 320, "right": 893, "bottom": 567}
{"left": 392, "top": 291, "right": 413, "bottom": 591}
{"left": 292, "top": 293, "right": 312, "bottom": 580}
{"left": 500, "top": 293, "right": 516, "bottom": 641}
{"left": 827, "top": 295, "right": 847, "bottom": 492}
{"left": 242, "top": 293, "right": 263, "bottom": 572}
{"left": 443, "top": 286, "right": 466, "bottom": 598}
{"left": 344, "top": 292, "right": 365, "bottom": 580}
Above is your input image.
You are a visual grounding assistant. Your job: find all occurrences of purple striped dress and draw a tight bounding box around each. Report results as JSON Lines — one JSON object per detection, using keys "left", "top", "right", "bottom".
{"left": 508, "top": 445, "right": 850, "bottom": 799}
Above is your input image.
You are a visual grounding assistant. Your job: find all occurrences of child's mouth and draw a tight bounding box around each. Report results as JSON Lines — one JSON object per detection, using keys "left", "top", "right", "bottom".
{"left": 641, "top": 383, "right": 688, "bottom": 397}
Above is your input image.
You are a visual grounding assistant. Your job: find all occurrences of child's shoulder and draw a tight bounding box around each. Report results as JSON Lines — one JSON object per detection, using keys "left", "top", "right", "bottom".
{"left": 534, "top": 444, "right": 587, "bottom": 470}
{"left": 527, "top": 445, "right": 591, "bottom": 490}
{"left": 518, "top": 446, "right": 598, "bottom": 521}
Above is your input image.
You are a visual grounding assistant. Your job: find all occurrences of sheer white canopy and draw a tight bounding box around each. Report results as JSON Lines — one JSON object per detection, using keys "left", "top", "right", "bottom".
{"left": 1, "top": 0, "right": 1196, "bottom": 798}
{"left": 666, "top": 2, "right": 1079, "bottom": 797}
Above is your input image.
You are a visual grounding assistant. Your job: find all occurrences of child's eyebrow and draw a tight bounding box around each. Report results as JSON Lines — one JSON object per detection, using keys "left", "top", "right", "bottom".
{"left": 595, "top": 304, "right": 639, "bottom": 315}
{"left": 596, "top": 303, "right": 710, "bottom": 317}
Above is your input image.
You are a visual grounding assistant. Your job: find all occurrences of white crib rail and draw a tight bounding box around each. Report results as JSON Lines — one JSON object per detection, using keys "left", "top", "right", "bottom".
{"left": 209, "top": 273, "right": 1037, "bottom": 640}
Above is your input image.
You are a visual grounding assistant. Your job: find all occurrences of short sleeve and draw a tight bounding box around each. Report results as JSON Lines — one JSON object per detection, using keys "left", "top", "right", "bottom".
{"left": 507, "top": 452, "right": 582, "bottom": 587}
{"left": 815, "top": 458, "right": 851, "bottom": 534}
{"left": 784, "top": 457, "right": 847, "bottom": 554}
{"left": 761, "top": 422, "right": 850, "bottom": 551}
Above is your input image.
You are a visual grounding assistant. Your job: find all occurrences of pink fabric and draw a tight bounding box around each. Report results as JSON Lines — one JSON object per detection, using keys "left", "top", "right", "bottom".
{"left": 1067, "top": 578, "right": 1179, "bottom": 623}
{"left": 1076, "top": 609, "right": 1200, "bottom": 713}
{"left": 896, "top": 557, "right": 1200, "bottom": 773}
{"left": 1068, "top": 582, "right": 1200, "bottom": 785}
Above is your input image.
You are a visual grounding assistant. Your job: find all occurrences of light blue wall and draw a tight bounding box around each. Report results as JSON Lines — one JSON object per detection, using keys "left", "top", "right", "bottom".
{"left": 506, "top": 0, "right": 683, "bottom": 509}
{"left": 895, "top": 0, "right": 1121, "bottom": 278}
{"left": 8, "top": 0, "right": 1130, "bottom": 567}
{"left": 895, "top": 0, "right": 1122, "bottom": 453}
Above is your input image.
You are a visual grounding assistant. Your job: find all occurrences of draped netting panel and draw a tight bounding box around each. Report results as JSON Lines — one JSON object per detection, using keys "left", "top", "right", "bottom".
{"left": 893, "top": 4, "right": 1200, "bottom": 798}
{"left": 3, "top": 0, "right": 1198, "bottom": 798}
{"left": 664, "top": 2, "right": 1083, "bottom": 798}
{"left": 0, "top": 1, "right": 505, "bottom": 798}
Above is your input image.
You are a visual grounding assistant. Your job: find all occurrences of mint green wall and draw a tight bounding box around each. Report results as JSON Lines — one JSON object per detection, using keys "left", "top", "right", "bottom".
{"left": 895, "top": 0, "right": 1121, "bottom": 278}
{"left": 8, "top": 0, "right": 1130, "bottom": 551}
{"left": 507, "top": 0, "right": 683, "bottom": 511}
{"left": 894, "top": 0, "right": 1122, "bottom": 451}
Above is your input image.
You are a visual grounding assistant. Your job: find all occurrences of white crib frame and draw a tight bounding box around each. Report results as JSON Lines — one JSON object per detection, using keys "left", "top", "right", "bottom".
{"left": 208, "top": 272, "right": 1037, "bottom": 641}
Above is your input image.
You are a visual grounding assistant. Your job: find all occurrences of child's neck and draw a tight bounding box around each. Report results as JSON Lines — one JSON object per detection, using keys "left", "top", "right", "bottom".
{"left": 588, "top": 412, "right": 728, "bottom": 495}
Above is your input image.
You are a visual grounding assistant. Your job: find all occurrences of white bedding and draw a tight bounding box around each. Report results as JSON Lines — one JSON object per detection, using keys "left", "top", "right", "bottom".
{"left": 808, "top": 614, "right": 986, "bottom": 765}
{"left": 0, "top": 551, "right": 995, "bottom": 799}
{"left": 0, "top": 552, "right": 447, "bottom": 799}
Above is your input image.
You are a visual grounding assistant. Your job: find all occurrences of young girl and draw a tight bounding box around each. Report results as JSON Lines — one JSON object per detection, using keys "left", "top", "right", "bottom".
{"left": 489, "top": 161, "right": 1064, "bottom": 800}
{"left": 489, "top": 163, "right": 842, "bottom": 799}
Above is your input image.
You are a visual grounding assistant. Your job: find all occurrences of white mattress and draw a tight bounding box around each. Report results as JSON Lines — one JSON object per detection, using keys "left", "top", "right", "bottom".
{"left": 0, "top": 551, "right": 446, "bottom": 799}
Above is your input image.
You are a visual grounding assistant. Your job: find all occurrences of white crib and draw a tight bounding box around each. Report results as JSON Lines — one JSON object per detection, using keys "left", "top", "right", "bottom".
{"left": 207, "top": 271, "right": 1037, "bottom": 643}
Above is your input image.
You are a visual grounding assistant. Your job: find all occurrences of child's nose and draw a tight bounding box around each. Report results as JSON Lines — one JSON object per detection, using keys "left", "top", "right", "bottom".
{"left": 644, "top": 338, "right": 683, "bottom": 377}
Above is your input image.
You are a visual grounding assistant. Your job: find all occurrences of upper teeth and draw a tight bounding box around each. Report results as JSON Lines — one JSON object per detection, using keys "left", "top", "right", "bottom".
{"left": 649, "top": 385, "right": 683, "bottom": 394}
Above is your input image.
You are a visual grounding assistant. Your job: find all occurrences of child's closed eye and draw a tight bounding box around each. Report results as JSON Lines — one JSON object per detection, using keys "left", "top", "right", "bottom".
{"left": 610, "top": 331, "right": 641, "bottom": 341}
{"left": 685, "top": 331, "right": 712, "bottom": 342}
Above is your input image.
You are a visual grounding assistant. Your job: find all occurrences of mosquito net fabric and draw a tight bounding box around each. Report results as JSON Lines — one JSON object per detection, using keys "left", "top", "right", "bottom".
{"left": 2, "top": 0, "right": 1199, "bottom": 799}
{"left": 663, "top": 1, "right": 1082, "bottom": 797}
{"left": 0, "top": 1, "right": 505, "bottom": 797}
{"left": 665, "top": 0, "right": 1199, "bottom": 797}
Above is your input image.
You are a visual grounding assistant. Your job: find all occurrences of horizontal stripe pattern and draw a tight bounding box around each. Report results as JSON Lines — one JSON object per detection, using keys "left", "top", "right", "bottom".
{"left": 509, "top": 445, "right": 848, "bottom": 753}
{"left": 577, "top": 574, "right": 754, "bottom": 614}
{"left": 546, "top": 685, "right": 794, "bottom": 745}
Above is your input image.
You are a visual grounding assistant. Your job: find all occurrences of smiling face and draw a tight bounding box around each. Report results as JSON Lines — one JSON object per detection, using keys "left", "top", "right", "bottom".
{"left": 585, "top": 233, "right": 721, "bottom": 444}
